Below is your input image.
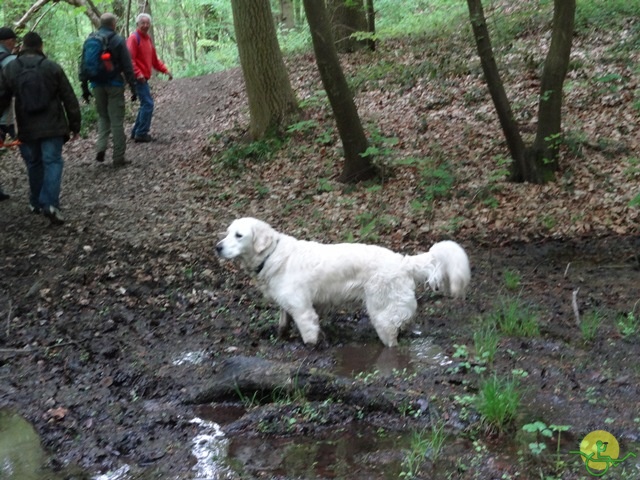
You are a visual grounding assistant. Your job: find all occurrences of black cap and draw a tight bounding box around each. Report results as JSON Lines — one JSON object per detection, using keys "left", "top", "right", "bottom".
{"left": 0, "top": 27, "right": 17, "bottom": 41}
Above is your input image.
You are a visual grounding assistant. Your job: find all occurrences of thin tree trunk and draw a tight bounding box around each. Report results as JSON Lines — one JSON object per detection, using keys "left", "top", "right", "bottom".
{"left": 303, "top": 0, "right": 377, "bottom": 183}
{"left": 466, "top": 0, "right": 527, "bottom": 180}
{"left": 527, "top": 0, "right": 576, "bottom": 180}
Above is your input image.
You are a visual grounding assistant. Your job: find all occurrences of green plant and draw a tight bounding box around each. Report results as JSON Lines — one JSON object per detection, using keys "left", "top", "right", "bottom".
{"left": 473, "top": 322, "right": 499, "bottom": 365}
{"left": 580, "top": 310, "right": 603, "bottom": 342}
{"left": 399, "top": 420, "right": 447, "bottom": 478}
{"left": 522, "top": 421, "right": 570, "bottom": 470}
{"left": 286, "top": 119, "right": 318, "bottom": 136}
{"left": 487, "top": 155, "right": 511, "bottom": 189}
{"left": 217, "top": 136, "right": 284, "bottom": 170}
{"left": 234, "top": 384, "right": 261, "bottom": 409}
{"left": 616, "top": 310, "right": 638, "bottom": 337}
{"left": 475, "top": 374, "right": 522, "bottom": 431}
{"left": 502, "top": 269, "right": 522, "bottom": 291}
{"left": 489, "top": 297, "right": 540, "bottom": 337}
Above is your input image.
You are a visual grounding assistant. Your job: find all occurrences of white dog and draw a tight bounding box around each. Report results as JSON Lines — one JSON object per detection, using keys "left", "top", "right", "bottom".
{"left": 216, "top": 217, "right": 470, "bottom": 347}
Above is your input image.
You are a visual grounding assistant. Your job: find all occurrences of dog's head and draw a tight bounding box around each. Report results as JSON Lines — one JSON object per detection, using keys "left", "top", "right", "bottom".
{"left": 216, "top": 217, "right": 277, "bottom": 264}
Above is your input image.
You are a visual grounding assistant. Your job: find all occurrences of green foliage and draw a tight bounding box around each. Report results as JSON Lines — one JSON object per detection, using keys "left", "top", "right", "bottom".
{"left": 580, "top": 310, "right": 603, "bottom": 342}
{"left": 476, "top": 374, "right": 522, "bottom": 431}
{"left": 487, "top": 297, "right": 540, "bottom": 337}
{"left": 616, "top": 310, "right": 638, "bottom": 337}
{"left": 400, "top": 420, "right": 447, "bottom": 478}
{"left": 575, "top": 0, "right": 640, "bottom": 37}
{"left": 216, "top": 136, "right": 284, "bottom": 171}
{"left": 375, "top": 0, "right": 468, "bottom": 39}
{"left": 473, "top": 322, "right": 499, "bottom": 365}
{"left": 522, "top": 421, "right": 571, "bottom": 470}
{"left": 502, "top": 269, "right": 522, "bottom": 291}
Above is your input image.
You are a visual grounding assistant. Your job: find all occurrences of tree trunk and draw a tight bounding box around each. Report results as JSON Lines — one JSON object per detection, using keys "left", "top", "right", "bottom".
{"left": 231, "top": 0, "right": 299, "bottom": 140}
{"left": 279, "top": 0, "right": 295, "bottom": 29}
{"left": 467, "top": 0, "right": 576, "bottom": 184}
{"left": 466, "top": 0, "right": 527, "bottom": 180}
{"left": 365, "top": 0, "right": 376, "bottom": 51}
{"left": 327, "top": 0, "right": 370, "bottom": 53}
{"left": 303, "top": 0, "right": 377, "bottom": 183}
{"left": 526, "top": 0, "right": 576, "bottom": 181}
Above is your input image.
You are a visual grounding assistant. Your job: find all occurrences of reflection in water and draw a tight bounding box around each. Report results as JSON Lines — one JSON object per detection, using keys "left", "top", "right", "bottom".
{"left": 228, "top": 424, "right": 405, "bottom": 479}
{"left": 0, "top": 409, "right": 54, "bottom": 480}
{"left": 190, "top": 417, "right": 235, "bottom": 479}
{"left": 334, "top": 338, "right": 450, "bottom": 378}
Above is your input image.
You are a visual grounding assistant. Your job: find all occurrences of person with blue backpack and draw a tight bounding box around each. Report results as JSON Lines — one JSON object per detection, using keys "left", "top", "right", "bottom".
{"left": 127, "top": 13, "right": 172, "bottom": 143}
{"left": 80, "top": 13, "right": 136, "bottom": 167}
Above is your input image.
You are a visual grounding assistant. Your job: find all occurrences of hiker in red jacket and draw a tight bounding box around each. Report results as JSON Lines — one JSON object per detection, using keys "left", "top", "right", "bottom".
{"left": 126, "top": 13, "right": 172, "bottom": 143}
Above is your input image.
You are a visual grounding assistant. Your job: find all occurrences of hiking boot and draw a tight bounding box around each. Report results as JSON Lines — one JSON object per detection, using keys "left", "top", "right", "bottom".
{"left": 134, "top": 134, "right": 153, "bottom": 143}
{"left": 96, "top": 151, "right": 106, "bottom": 162}
{"left": 113, "top": 160, "right": 131, "bottom": 168}
{"left": 29, "top": 204, "right": 42, "bottom": 214}
{"left": 43, "top": 205, "right": 65, "bottom": 225}
{"left": 0, "top": 191, "right": 9, "bottom": 201}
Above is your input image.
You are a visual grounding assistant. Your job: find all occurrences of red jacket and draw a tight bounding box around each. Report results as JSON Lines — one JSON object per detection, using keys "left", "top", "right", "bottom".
{"left": 126, "top": 29, "right": 169, "bottom": 80}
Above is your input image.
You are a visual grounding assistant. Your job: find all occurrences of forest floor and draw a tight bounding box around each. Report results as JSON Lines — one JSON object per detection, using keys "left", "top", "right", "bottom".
{"left": 1, "top": 24, "right": 639, "bottom": 480}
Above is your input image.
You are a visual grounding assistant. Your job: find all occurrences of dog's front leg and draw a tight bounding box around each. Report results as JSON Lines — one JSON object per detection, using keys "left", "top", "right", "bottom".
{"left": 290, "top": 308, "right": 321, "bottom": 345}
{"left": 277, "top": 309, "right": 293, "bottom": 338}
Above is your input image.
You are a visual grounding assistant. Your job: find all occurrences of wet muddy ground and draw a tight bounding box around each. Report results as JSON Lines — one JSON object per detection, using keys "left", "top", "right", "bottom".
{"left": 2, "top": 223, "right": 639, "bottom": 479}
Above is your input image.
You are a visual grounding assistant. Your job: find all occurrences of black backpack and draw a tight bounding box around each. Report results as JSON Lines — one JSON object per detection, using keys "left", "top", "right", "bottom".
{"left": 15, "top": 57, "right": 50, "bottom": 114}
{"left": 80, "top": 31, "right": 117, "bottom": 83}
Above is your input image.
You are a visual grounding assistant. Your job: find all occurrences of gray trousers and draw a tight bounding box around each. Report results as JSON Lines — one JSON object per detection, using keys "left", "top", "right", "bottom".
{"left": 93, "top": 85, "right": 126, "bottom": 164}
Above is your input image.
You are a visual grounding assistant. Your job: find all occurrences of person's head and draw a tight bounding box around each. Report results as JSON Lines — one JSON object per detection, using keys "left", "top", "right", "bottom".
{"left": 0, "top": 27, "right": 18, "bottom": 52}
{"left": 135, "top": 13, "right": 152, "bottom": 34}
{"left": 100, "top": 13, "right": 118, "bottom": 30}
{"left": 22, "top": 32, "right": 43, "bottom": 52}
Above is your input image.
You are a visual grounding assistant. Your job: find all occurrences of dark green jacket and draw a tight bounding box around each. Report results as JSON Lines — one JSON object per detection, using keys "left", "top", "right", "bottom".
{"left": 0, "top": 48, "right": 81, "bottom": 142}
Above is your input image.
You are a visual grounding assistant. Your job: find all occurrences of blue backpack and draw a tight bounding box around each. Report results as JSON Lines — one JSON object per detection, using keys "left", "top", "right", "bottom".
{"left": 80, "top": 31, "right": 117, "bottom": 82}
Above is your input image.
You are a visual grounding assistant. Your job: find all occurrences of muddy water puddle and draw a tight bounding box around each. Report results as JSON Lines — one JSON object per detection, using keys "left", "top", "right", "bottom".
{"left": 0, "top": 409, "right": 61, "bottom": 480}
{"left": 333, "top": 338, "right": 451, "bottom": 377}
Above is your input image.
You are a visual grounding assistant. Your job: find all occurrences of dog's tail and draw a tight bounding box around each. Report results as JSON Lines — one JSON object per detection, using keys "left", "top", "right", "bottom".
{"left": 404, "top": 252, "right": 438, "bottom": 285}
{"left": 428, "top": 240, "right": 471, "bottom": 299}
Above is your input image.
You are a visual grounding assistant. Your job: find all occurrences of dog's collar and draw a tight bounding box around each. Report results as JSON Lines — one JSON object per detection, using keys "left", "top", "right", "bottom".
{"left": 255, "top": 240, "right": 279, "bottom": 275}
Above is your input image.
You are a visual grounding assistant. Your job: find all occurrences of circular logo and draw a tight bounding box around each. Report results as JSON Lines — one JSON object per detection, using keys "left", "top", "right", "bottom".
{"left": 578, "top": 430, "right": 620, "bottom": 472}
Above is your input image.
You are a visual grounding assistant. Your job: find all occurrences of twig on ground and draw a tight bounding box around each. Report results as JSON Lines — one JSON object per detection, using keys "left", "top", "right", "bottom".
{"left": 564, "top": 262, "right": 571, "bottom": 278}
{"left": 572, "top": 288, "right": 581, "bottom": 327}
{"left": 5, "top": 300, "right": 11, "bottom": 337}
{"left": 0, "top": 340, "right": 79, "bottom": 355}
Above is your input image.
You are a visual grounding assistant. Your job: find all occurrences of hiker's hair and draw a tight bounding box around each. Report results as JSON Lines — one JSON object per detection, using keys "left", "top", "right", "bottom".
{"left": 22, "top": 32, "right": 43, "bottom": 49}
{"left": 135, "top": 13, "right": 152, "bottom": 24}
{"left": 100, "top": 13, "right": 118, "bottom": 29}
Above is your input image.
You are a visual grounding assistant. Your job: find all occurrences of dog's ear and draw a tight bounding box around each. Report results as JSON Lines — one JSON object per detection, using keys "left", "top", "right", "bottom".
{"left": 252, "top": 222, "right": 275, "bottom": 255}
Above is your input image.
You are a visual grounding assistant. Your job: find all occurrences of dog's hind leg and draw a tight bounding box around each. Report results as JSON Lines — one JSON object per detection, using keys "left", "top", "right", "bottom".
{"left": 366, "top": 282, "right": 417, "bottom": 347}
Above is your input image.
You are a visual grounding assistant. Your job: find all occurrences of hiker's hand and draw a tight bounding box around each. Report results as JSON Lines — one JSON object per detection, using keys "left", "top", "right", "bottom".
{"left": 167, "top": 72, "right": 173, "bottom": 81}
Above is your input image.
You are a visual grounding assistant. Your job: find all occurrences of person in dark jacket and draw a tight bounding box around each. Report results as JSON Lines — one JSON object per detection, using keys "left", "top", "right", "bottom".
{"left": 80, "top": 13, "right": 136, "bottom": 166}
{"left": 0, "top": 31, "right": 81, "bottom": 225}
